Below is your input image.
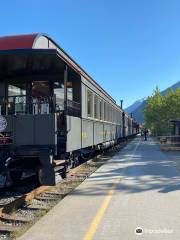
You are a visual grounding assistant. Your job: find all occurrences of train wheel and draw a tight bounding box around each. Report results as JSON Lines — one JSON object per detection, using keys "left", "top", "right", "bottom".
{"left": 38, "top": 166, "right": 55, "bottom": 185}
{"left": 69, "top": 158, "right": 74, "bottom": 169}
{"left": 69, "top": 156, "right": 75, "bottom": 168}
{"left": 61, "top": 166, "right": 67, "bottom": 179}
{"left": 38, "top": 167, "right": 46, "bottom": 185}
{"left": 69, "top": 155, "right": 80, "bottom": 168}
{"left": 73, "top": 156, "right": 79, "bottom": 168}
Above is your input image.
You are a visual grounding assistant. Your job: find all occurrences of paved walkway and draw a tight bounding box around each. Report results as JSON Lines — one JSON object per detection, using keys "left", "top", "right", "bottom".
{"left": 19, "top": 136, "right": 180, "bottom": 240}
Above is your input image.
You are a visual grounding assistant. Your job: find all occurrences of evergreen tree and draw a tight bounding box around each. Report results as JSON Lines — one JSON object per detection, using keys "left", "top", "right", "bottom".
{"left": 144, "top": 87, "right": 180, "bottom": 136}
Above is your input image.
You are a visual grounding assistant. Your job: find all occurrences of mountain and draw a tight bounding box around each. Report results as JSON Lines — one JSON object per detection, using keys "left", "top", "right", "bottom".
{"left": 161, "top": 81, "right": 180, "bottom": 96}
{"left": 125, "top": 81, "right": 180, "bottom": 123}
{"left": 125, "top": 97, "right": 146, "bottom": 114}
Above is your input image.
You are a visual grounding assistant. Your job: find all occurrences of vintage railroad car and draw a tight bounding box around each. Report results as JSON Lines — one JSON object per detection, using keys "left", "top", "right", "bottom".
{"left": 0, "top": 34, "right": 138, "bottom": 187}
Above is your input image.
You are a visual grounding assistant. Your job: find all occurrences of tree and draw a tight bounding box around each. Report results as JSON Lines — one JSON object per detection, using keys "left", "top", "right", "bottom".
{"left": 144, "top": 87, "right": 180, "bottom": 136}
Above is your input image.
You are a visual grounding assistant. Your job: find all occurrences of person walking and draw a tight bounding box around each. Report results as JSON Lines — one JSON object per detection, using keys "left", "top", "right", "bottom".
{"left": 144, "top": 129, "right": 148, "bottom": 141}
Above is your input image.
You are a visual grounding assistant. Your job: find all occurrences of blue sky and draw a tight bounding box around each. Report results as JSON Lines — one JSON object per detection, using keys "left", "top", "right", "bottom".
{"left": 1, "top": 0, "right": 180, "bottom": 107}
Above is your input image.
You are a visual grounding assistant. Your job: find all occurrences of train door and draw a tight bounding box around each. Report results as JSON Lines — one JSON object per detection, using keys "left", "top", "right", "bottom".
{"left": 54, "top": 80, "right": 66, "bottom": 155}
{"left": 64, "top": 67, "right": 82, "bottom": 154}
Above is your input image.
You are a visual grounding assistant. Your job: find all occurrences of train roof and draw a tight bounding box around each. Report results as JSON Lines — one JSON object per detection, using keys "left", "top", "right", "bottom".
{"left": 0, "top": 33, "right": 116, "bottom": 104}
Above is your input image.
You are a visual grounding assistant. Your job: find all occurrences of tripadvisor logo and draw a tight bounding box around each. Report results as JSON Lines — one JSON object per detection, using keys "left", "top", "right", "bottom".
{"left": 135, "top": 227, "right": 173, "bottom": 235}
{"left": 135, "top": 227, "right": 143, "bottom": 235}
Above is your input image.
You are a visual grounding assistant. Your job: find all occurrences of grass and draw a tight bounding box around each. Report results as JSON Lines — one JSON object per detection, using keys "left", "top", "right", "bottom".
{"left": 11, "top": 209, "right": 49, "bottom": 239}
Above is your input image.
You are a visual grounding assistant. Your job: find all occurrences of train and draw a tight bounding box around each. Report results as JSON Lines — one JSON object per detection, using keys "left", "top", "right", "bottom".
{"left": 0, "top": 33, "right": 139, "bottom": 188}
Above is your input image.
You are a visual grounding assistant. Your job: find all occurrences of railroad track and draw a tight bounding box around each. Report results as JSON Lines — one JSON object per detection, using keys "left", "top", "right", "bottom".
{"left": 0, "top": 143, "right": 125, "bottom": 239}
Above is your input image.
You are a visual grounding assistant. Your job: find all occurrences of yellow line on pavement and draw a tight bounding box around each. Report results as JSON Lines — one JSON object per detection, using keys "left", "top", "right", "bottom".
{"left": 84, "top": 178, "right": 120, "bottom": 240}
{"left": 84, "top": 138, "right": 140, "bottom": 240}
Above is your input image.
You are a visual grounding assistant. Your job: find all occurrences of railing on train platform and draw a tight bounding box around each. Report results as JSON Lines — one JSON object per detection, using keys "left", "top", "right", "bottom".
{"left": 158, "top": 135, "right": 180, "bottom": 151}
{"left": 0, "top": 95, "right": 52, "bottom": 115}
{"left": 0, "top": 95, "right": 81, "bottom": 117}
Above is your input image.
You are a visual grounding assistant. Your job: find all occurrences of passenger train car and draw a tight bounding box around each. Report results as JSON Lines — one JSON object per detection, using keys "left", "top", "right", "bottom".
{"left": 0, "top": 34, "right": 139, "bottom": 187}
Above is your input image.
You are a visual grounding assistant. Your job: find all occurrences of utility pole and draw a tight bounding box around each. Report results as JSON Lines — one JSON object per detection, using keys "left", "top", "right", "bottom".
{"left": 120, "top": 100, "right": 123, "bottom": 109}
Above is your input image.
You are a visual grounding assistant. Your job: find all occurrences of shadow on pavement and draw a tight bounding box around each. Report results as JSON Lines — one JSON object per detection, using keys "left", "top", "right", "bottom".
{"left": 71, "top": 138, "right": 180, "bottom": 196}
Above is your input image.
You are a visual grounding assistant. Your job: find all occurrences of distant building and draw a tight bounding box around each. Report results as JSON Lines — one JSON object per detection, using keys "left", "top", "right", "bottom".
{"left": 170, "top": 119, "right": 180, "bottom": 135}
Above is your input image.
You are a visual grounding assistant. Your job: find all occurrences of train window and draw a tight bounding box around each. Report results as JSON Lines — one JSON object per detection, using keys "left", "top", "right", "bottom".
{"left": 8, "top": 84, "right": 26, "bottom": 97}
{"left": 107, "top": 104, "right": 110, "bottom": 122}
{"left": 108, "top": 104, "right": 110, "bottom": 122}
{"left": 106, "top": 103, "right": 109, "bottom": 121}
{"left": 112, "top": 108, "right": 114, "bottom": 122}
{"left": 117, "top": 110, "right": 119, "bottom": 123}
{"left": 67, "top": 88, "right": 73, "bottom": 101}
{"left": 102, "top": 101, "right": 104, "bottom": 120}
{"left": 104, "top": 102, "right": 107, "bottom": 121}
{"left": 98, "top": 99, "right": 101, "bottom": 120}
{"left": 114, "top": 109, "right": 116, "bottom": 123}
{"left": 67, "top": 81, "right": 73, "bottom": 101}
{"left": 110, "top": 105, "right": 112, "bottom": 122}
{"left": 8, "top": 84, "right": 26, "bottom": 114}
{"left": 120, "top": 112, "right": 122, "bottom": 124}
{"left": 54, "top": 82, "right": 64, "bottom": 111}
{"left": 107, "top": 103, "right": 109, "bottom": 121}
{"left": 32, "top": 81, "right": 50, "bottom": 97}
{"left": 32, "top": 81, "right": 51, "bottom": 114}
{"left": 94, "top": 95, "right": 98, "bottom": 119}
{"left": 97, "top": 98, "right": 100, "bottom": 120}
{"left": 87, "top": 90, "right": 93, "bottom": 117}
{"left": 103, "top": 102, "right": 105, "bottom": 120}
{"left": 99, "top": 99, "right": 103, "bottom": 120}
{"left": 116, "top": 111, "right": 118, "bottom": 123}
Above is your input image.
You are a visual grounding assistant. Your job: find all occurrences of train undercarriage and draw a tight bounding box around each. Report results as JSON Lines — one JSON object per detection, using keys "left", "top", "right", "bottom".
{"left": 0, "top": 139, "right": 120, "bottom": 188}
